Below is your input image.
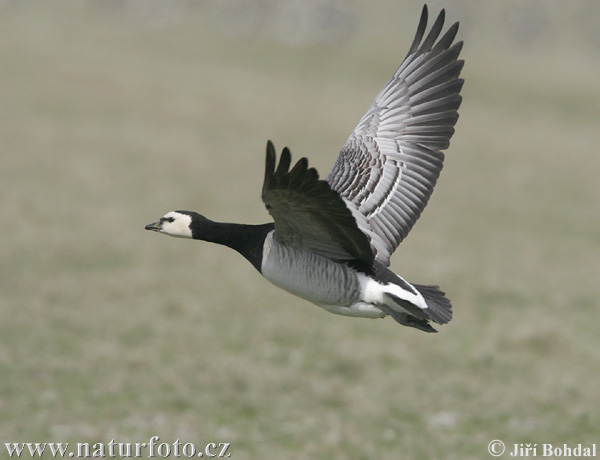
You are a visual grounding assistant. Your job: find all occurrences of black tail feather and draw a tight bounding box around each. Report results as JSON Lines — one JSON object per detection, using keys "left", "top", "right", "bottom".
{"left": 378, "top": 304, "right": 438, "bottom": 333}
{"left": 413, "top": 284, "right": 453, "bottom": 325}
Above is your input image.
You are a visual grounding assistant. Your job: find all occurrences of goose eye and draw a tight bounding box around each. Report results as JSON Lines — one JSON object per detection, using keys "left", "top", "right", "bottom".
{"left": 166, "top": 217, "right": 175, "bottom": 223}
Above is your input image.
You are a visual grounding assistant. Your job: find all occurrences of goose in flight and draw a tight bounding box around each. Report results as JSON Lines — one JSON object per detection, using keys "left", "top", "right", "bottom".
{"left": 146, "top": 5, "right": 464, "bottom": 332}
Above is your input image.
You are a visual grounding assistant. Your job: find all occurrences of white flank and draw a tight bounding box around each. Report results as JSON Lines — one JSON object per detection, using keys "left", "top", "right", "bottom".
{"left": 357, "top": 273, "right": 428, "bottom": 312}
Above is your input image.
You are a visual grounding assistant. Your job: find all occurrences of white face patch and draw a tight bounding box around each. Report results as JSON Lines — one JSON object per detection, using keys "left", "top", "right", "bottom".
{"left": 159, "top": 211, "right": 193, "bottom": 238}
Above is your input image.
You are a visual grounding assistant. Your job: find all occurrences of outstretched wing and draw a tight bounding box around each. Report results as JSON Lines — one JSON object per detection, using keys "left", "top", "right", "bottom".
{"left": 262, "top": 141, "right": 374, "bottom": 268}
{"left": 326, "top": 5, "right": 464, "bottom": 266}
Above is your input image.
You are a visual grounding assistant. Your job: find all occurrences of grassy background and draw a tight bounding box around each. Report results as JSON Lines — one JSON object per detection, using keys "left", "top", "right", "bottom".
{"left": 1, "top": 1, "right": 599, "bottom": 458}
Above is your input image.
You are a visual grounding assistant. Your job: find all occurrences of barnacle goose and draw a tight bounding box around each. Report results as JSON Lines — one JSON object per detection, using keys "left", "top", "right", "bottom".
{"left": 146, "top": 5, "right": 464, "bottom": 332}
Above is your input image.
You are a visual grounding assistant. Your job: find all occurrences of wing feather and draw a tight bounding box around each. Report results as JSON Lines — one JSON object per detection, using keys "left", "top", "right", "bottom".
{"left": 326, "top": 6, "right": 464, "bottom": 265}
{"left": 262, "top": 141, "right": 374, "bottom": 268}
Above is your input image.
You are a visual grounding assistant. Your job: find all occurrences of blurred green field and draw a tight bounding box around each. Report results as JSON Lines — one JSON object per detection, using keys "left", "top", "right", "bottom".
{"left": 1, "top": 1, "right": 599, "bottom": 459}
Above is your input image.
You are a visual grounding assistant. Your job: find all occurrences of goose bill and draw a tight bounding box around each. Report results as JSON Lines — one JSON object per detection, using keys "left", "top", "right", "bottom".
{"left": 145, "top": 221, "right": 161, "bottom": 232}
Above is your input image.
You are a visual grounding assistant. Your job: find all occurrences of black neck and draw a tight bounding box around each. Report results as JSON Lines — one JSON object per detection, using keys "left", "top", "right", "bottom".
{"left": 191, "top": 219, "right": 274, "bottom": 272}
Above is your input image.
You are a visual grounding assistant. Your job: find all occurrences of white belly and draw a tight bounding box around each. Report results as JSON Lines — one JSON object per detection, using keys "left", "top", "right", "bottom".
{"left": 318, "top": 301, "right": 386, "bottom": 319}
